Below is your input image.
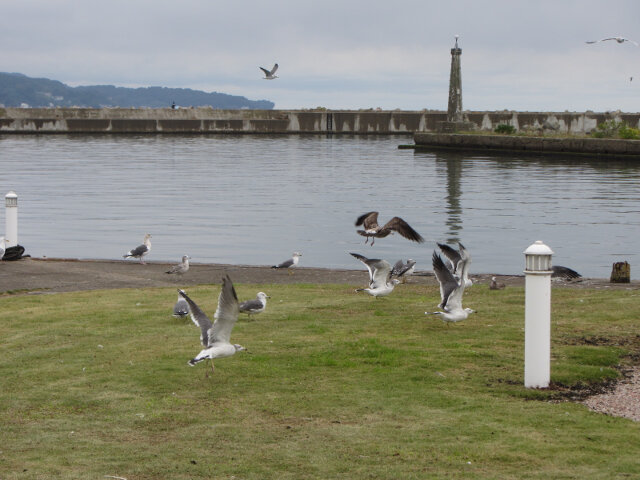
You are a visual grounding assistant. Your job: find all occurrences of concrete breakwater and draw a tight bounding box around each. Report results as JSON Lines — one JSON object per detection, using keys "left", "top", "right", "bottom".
{"left": 1, "top": 107, "right": 640, "bottom": 134}
{"left": 412, "top": 132, "right": 640, "bottom": 158}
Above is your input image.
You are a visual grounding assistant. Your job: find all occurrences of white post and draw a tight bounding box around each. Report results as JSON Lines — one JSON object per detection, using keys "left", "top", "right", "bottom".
{"left": 523, "top": 240, "right": 553, "bottom": 388}
{"left": 5, "top": 191, "right": 18, "bottom": 247}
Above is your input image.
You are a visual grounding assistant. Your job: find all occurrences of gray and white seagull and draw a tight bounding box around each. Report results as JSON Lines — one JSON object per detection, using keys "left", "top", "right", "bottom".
{"left": 172, "top": 294, "right": 190, "bottom": 318}
{"left": 586, "top": 37, "right": 639, "bottom": 46}
{"left": 355, "top": 211, "right": 424, "bottom": 246}
{"left": 425, "top": 245, "right": 475, "bottom": 325}
{"left": 272, "top": 252, "right": 301, "bottom": 275}
{"left": 260, "top": 63, "right": 279, "bottom": 79}
{"left": 239, "top": 292, "right": 271, "bottom": 319}
{"left": 350, "top": 252, "right": 400, "bottom": 298}
{"left": 123, "top": 233, "right": 152, "bottom": 264}
{"left": 166, "top": 255, "right": 191, "bottom": 275}
{"left": 391, "top": 258, "right": 416, "bottom": 284}
{"left": 178, "top": 275, "right": 245, "bottom": 374}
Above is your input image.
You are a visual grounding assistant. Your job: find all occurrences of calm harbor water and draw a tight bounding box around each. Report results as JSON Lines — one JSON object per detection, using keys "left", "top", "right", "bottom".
{"left": 1, "top": 134, "right": 638, "bottom": 279}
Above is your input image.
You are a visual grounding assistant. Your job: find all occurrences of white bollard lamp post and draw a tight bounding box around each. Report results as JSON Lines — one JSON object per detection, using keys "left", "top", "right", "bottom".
{"left": 5, "top": 191, "right": 18, "bottom": 248}
{"left": 524, "top": 240, "right": 553, "bottom": 388}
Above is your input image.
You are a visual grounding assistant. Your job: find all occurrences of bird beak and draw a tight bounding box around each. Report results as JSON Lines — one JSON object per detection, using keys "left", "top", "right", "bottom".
{"left": 266, "top": 296, "right": 272, "bottom": 299}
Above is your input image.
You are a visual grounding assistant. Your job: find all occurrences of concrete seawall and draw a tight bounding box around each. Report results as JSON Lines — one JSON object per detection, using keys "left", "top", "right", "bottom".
{"left": 413, "top": 132, "right": 640, "bottom": 158}
{"left": 1, "top": 107, "right": 640, "bottom": 135}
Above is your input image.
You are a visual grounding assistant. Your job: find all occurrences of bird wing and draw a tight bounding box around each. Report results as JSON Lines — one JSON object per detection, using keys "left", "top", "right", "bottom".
{"left": 355, "top": 211, "right": 379, "bottom": 229}
{"left": 350, "top": 252, "right": 380, "bottom": 285}
{"left": 270, "top": 63, "right": 279, "bottom": 74}
{"left": 370, "top": 259, "right": 392, "bottom": 289}
{"left": 127, "top": 244, "right": 148, "bottom": 257}
{"left": 239, "top": 298, "right": 264, "bottom": 313}
{"left": 432, "top": 252, "right": 460, "bottom": 309}
{"left": 211, "top": 275, "right": 240, "bottom": 344}
{"left": 275, "top": 258, "right": 294, "bottom": 268}
{"left": 552, "top": 265, "right": 582, "bottom": 279}
{"left": 391, "top": 259, "right": 405, "bottom": 277}
{"left": 166, "top": 263, "right": 182, "bottom": 274}
{"left": 259, "top": 66, "right": 270, "bottom": 76}
{"left": 178, "top": 289, "right": 213, "bottom": 347}
{"left": 437, "top": 243, "right": 461, "bottom": 272}
{"left": 381, "top": 217, "right": 424, "bottom": 243}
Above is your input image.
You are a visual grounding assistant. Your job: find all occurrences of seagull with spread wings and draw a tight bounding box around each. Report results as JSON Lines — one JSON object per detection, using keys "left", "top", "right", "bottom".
{"left": 586, "top": 37, "right": 639, "bottom": 46}
{"left": 355, "top": 211, "right": 424, "bottom": 246}
{"left": 260, "top": 63, "right": 279, "bottom": 79}
{"left": 178, "top": 275, "right": 245, "bottom": 374}
{"left": 350, "top": 252, "right": 400, "bottom": 298}
{"left": 426, "top": 245, "right": 475, "bottom": 324}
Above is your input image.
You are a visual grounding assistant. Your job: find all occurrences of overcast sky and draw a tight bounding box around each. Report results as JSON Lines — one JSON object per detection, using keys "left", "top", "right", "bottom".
{"left": 1, "top": 0, "right": 639, "bottom": 111}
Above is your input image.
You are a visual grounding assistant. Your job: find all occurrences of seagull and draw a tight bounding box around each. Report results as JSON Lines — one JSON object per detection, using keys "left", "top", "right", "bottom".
{"left": 437, "top": 242, "right": 473, "bottom": 288}
{"left": 489, "top": 276, "right": 506, "bottom": 290}
{"left": 178, "top": 275, "right": 245, "bottom": 374}
{"left": 166, "top": 255, "right": 191, "bottom": 275}
{"left": 123, "top": 234, "right": 152, "bottom": 264}
{"left": 271, "top": 252, "right": 301, "bottom": 275}
{"left": 552, "top": 265, "right": 582, "bottom": 280}
{"left": 239, "top": 292, "right": 271, "bottom": 319}
{"left": 350, "top": 252, "right": 400, "bottom": 298}
{"left": 172, "top": 294, "right": 190, "bottom": 318}
{"left": 391, "top": 259, "right": 416, "bottom": 283}
{"left": 425, "top": 248, "right": 475, "bottom": 324}
{"left": 355, "top": 211, "right": 424, "bottom": 246}
{"left": 260, "top": 63, "right": 279, "bottom": 79}
{"left": 586, "top": 37, "right": 639, "bottom": 46}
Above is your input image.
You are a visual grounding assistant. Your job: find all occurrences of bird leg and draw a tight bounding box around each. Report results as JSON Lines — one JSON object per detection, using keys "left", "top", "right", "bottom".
{"left": 370, "top": 237, "right": 375, "bottom": 246}
{"left": 210, "top": 358, "right": 215, "bottom": 374}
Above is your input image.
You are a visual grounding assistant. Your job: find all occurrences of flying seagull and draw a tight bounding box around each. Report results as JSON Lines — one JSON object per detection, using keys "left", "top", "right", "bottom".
{"left": 123, "top": 233, "right": 152, "bottom": 264}
{"left": 552, "top": 265, "right": 582, "bottom": 280}
{"left": 586, "top": 37, "right": 639, "bottom": 46}
{"left": 426, "top": 247, "right": 475, "bottom": 324}
{"left": 350, "top": 252, "right": 400, "bottom": 298}
{"left": 355, "top": 211, "right": 424, "bottom": 246}
{"left": 391, "top": 259, "right": 416, "bottom": 284}
{"left": 0, "top": 236, "right": 6, "bottom": 260}
{"left": 260, "top": 63, "right": 279, "bottom": 79}
{"left": 239, "top": 292, "right": 271, "bottom": 319}
{"left": 166, "top": 255, "right": 191, "bottom": 275}
{"left": 437, "top": 242, "right": 473, "bottom": 288}
{"left": 172, "top": 294, "right": 190, "bottom": 318}
{"left": 272, "top": 252, "right": 302, "bottom": 275}
{"left": 178, "top": 275, "right": 245, "bottom": 374}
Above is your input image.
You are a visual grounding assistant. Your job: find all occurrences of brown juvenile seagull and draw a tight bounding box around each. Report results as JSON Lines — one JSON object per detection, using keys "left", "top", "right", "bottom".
{"left": 354, "top": 211, "right": 424, "bottom": 246}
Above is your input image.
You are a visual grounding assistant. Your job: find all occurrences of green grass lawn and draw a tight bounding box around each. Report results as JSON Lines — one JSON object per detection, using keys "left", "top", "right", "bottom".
{"left": 1, "top": 283, "right": 638, "bottom": 479}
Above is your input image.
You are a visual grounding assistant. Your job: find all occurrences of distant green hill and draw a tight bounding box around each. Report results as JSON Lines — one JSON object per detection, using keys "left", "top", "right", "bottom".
{"left": 0, "top": 72, "right": 274, "bottom": 109}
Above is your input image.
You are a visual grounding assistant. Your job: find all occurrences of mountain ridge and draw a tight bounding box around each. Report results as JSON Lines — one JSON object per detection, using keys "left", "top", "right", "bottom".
{"left": 0, "top": 72, "right": 274, "bottom": 109}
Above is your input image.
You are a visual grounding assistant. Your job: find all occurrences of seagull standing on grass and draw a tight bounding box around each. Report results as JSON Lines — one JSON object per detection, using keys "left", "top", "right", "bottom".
{"left": 586, "top": 37, "right": 639, "bottom": 46}
{"left": 426, "top": 245, "right": 475, "bottom": 325}
{"left": 355, "top": 211, "right": 424, "bottom": 246}
{"left": 178, "top": 275, "right": 245, "bottom": 374}
{"left": 489, "top": 276, "right": 506, "bottom": 290}
{"left": 272, "top": 252, "right": 302, "bottom": 275}
{"left": 166, "top": 255, "right": 191, "bottom": 275}
{"left": 350, "top": 252, "right": 400, "bottom": 298}
{"left": 239, "top": 292, "right": 271, "bottom": 319}
{"left": 260, "top": 63, "right": 279, "bottom": 79}
{"left": 123, "top": 234, "right": 152, "bottom": 264}
{"left": 172, "top": 294, "right": 190, "bottom": 318}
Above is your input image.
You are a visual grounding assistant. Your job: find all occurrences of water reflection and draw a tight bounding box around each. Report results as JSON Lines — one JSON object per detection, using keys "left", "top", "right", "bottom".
{"left": 0, "top": 134, "right": 638, "bottom": 278}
